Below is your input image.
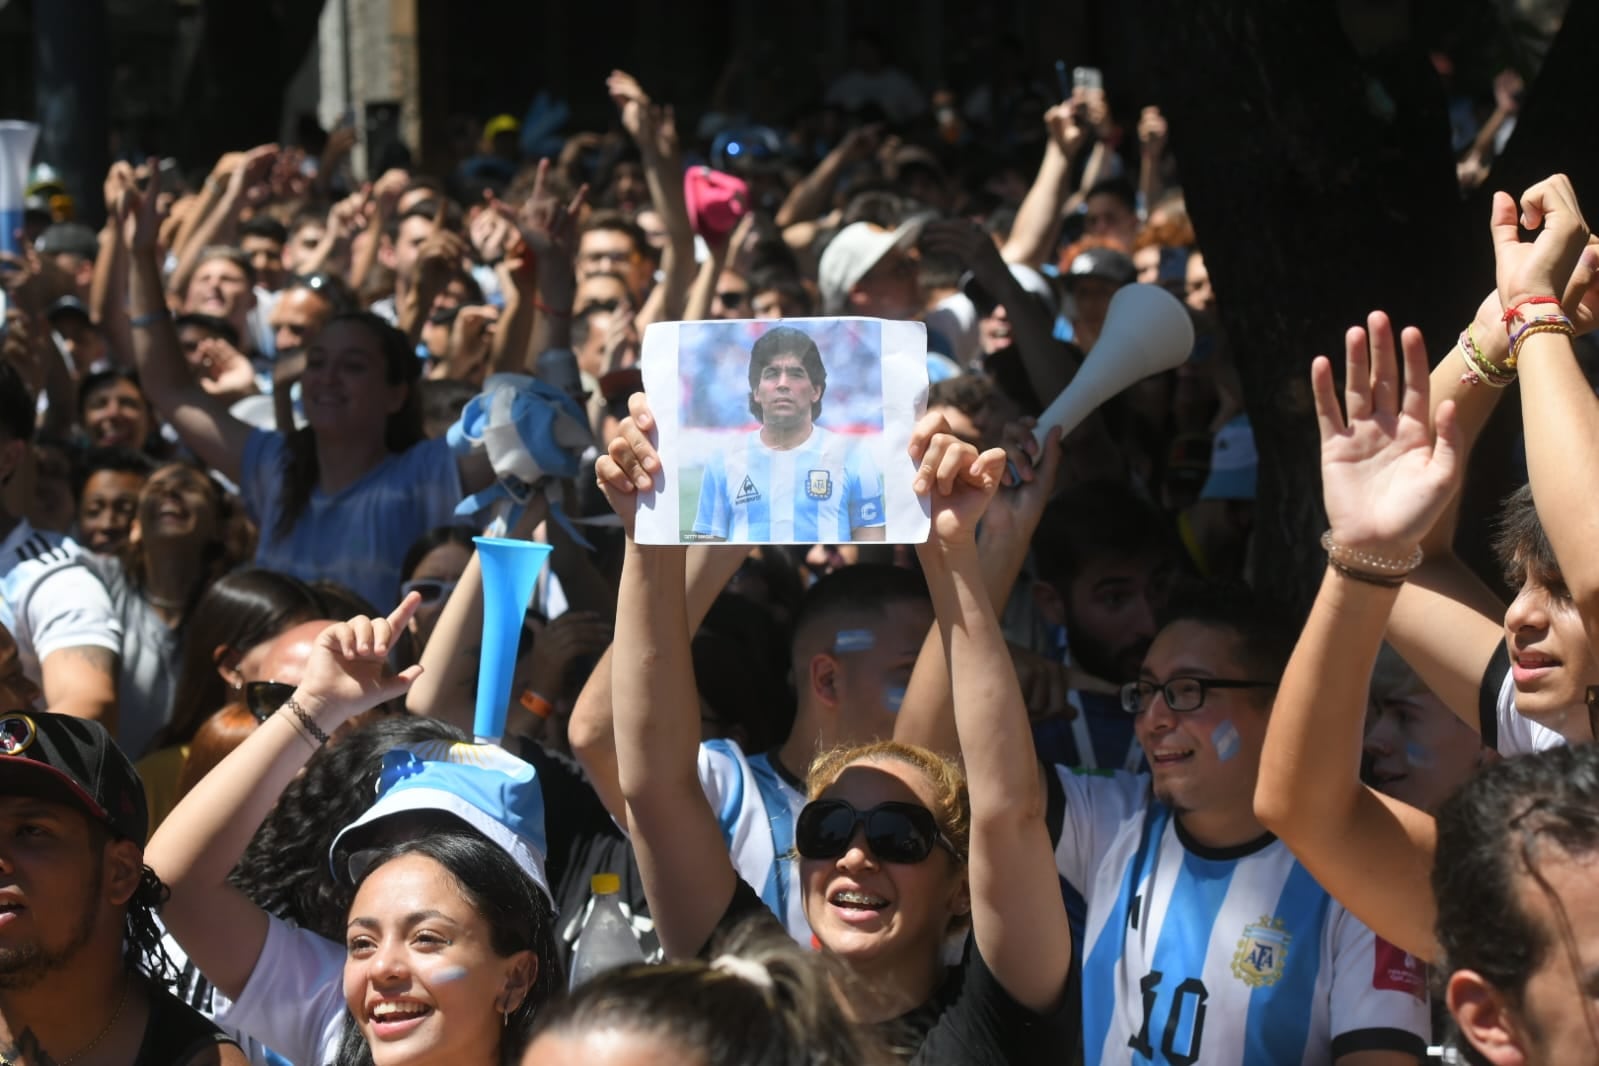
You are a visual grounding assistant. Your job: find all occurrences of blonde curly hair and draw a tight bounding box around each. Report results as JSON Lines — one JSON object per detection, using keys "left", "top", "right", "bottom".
{"left": 805, "top": 740, "right": 970, "bottom": 864}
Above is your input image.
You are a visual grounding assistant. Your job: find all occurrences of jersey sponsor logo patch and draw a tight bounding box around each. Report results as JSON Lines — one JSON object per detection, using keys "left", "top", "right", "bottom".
{"left": 805, "top": 469, "right": 833, "bottom": 500}
{"left": 735, "top": 476, "right": 761, "bottom": 504}
{"left": 1372, "top": 936, "right": 1427, "bottom": 999}
{"left": 1231, "top": 915, "right": 1291, "bottom": 987}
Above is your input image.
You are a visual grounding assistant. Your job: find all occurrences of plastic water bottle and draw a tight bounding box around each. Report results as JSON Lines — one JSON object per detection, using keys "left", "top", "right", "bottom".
{"left": 569, "top": 873, "right": 645, "bottom": 987}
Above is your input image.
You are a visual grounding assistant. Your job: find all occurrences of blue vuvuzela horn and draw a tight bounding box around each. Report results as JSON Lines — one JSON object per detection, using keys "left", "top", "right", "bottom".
{"left": 472, "top": 537, "right": 552, "bottom": 743}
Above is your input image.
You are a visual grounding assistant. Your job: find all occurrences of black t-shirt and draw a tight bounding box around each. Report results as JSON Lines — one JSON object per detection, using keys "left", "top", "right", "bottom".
{"left": 134, "top": 979, "right": 236, "bottom": 1066}
{"left": 715, "top": 878, "right": 1081, "bottom": 1065}
{"left": 502, "top": 737, "right": 661, "bottom": 969}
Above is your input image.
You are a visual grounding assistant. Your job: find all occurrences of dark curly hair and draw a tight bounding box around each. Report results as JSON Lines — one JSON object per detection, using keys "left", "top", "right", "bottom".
{"left": 228, "top": 714, "right": 463, "bottom": 940}
{"left": 332, "top": 830, "right": 560, "bottom": 1066}
{"left": 1433, "top": 742, "right": 1599, "bottom": 1064}
{"left": 747, "top": 326, "right": 827, "bottom": 422}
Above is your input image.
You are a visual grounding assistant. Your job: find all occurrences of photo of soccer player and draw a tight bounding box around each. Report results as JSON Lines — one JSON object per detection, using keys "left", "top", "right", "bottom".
{"left": 632, "top": 317, "right": 930, "bottom": 545}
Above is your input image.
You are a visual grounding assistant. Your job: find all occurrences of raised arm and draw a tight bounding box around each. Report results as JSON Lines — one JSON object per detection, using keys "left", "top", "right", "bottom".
{"left": 609, "top": 73, "right": 695, "bottom": 330}
{"left": 915, "top": 430, "right": 1073, "bottom": 1011}
{"left": 1001, "top": 99, "right": 1090, "bottom": 269}
{"left": 1490, "top": 175, "right": 1599, "bottom": 649}
{"left": 896, "top": 416, "right": 1062, "bottom": 758}
{"left": 775, "top": 125, "right": 880, "bottom": 230}
{"left": 1256, "top": 312, "right": 1461, "bottom": 961}
{"left": 117, "top": 166, "right": 252, "bottom": 483}
{"left": 168, "top": 146, "right": 276, "bottom": 302}
{"left": 567, "top": 397, "right": 748, "bottom": 823}
{"left": 1384, "top": 291, "right": 1512, "bottom": 727}
{"left": 520, "top": 160, "right": 587, "bottom": 360}
{"left": 146, "top": 597, "right": 423, "bottom": 998}
{"left": 594, "top": 396, "right": 738, "bottom": 958}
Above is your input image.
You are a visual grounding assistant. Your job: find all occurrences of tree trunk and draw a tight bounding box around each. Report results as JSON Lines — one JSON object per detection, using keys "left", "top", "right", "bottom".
{"left": 1139, "top": 0, "right": 1594, "bottom": 615}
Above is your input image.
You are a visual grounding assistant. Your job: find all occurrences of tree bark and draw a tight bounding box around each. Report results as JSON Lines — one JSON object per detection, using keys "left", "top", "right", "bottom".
{"left": 1139, "top": 0, "right": 1593, "bottom": 615}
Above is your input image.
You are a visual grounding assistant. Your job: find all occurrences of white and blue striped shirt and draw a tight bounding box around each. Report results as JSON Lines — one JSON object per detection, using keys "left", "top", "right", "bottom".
{"left": 698, "top": 739, "right": 810, "bottom": 943}
{"left": 692, "top": 426, "right": 884, "bottom": 543}
{"left": 1053, "top": 767, "right": 1430, "bottom": 1065}
{"left": 0, "top": 521, "right": 120, "bottom": 689}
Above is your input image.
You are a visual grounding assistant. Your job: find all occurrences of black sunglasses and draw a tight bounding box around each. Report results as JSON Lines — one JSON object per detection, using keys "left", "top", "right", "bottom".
{"left": 795, "top": 799, "right": 960, "bottom": 865}
{"left": 715, "top": 290, "right": 747, "bottom": 308}
{"left": 244, "top": 680, "right": 296, "bottom": 723}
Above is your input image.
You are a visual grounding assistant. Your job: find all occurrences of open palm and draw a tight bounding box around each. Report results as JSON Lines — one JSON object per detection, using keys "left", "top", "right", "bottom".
{"left": 1311, "top": 312, "right": 1461, "bottom": 555}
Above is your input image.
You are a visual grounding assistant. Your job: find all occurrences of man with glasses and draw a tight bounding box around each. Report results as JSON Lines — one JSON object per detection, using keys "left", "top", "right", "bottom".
{"left": 575, "top": 212, "right": 656, "bottom": 307}
{"left": 1051, "top": 584, "right": 1430, "bottom": 1065}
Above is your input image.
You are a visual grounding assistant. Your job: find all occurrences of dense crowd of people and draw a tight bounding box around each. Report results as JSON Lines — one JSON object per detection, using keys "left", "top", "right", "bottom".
{"left": 0, "top": 37, "right": 1591, "bottom": 1066}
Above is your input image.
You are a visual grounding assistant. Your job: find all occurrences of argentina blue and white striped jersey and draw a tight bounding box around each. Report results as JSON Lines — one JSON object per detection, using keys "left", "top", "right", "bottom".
{"left": 692, "top": 426, "right": 884, "bottom": 543}
{"left": 0, "top": 521, "right": 120, "bottom": 687}
{"left": 1052, "top": 767, "right": 1430, "bottom": 1065}
{"left": 698, "top": 739, "right": 810, "bottom": 942}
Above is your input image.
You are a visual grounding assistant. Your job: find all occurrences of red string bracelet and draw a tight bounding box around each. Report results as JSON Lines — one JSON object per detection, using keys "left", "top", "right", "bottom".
{"left": 1503, "top": 295, "right": 1563, "bottom": 327}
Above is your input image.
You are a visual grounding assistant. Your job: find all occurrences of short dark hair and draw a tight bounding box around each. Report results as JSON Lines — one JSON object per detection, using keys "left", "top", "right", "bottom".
{"left": 581, "top": 210, "right": 654, "bottom": 263}
{"left": 1433, "top": 743, "right": 1599, "bottom": 1034}
{"left": 747, "top": 326, "right": 828, "bottom": 422}
{"left": 1493, "top": 483, "right": 1562, "bottom": 590}
{"left": 1085, "top": 176, "right": 1137, "bottom": 215}
{"left": 76, "top": 367, "right": 150, "bottom": 425}
{"left": 240, "top": 215, "right": 289, "bottom": 245}
{"left": 0, "top": 360, "right": 35, "bottom": 444}
{"left": 1154, "top": 578, "right": 1299, "bottom": 686}
{"left": 1032, "top": 480, "right": 1176, "bottom": 592}
{"left": 791, "top": 563, "right": 930, "bottom": 660}
{"left": 173, "top": 312, "right": 241, "bottom": 348}
{"left": 748, "top": 267, "right": 813, "bottom": 317}
{"left": 927, "top": 374, "right": 994, "bottom": 419}
{"left": 73, "top": 446, "right": 156, "bottom": 501}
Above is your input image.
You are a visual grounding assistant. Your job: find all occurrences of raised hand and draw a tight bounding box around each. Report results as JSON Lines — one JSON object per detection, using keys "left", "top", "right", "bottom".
{"left": 594, "top": 392, "right": 663, "bottom": 538}
{"left": 1310, "top": 312, "right": 1461, "bottom": 557}
{"left": 909, "top": 412, "right": 1008, "bottom": 548}
{"left": 519, "top": 158, "right": 588, "bottom": 266}
{"left": 293, "top": 595, "right": 425, "bottom": 723}
{"left": 985, "top": 420, "right": 1062, "bottom": 542}
{"left": 1491, "top": 174, "right": 1592, "bottom": 314}
{"left": 1138, "top": 106, "right": 1168, "bottom": 159}
{"left": 469, "top": 194, "right": 516, "bottom": 264}
{"left": 1044, "top": 99, "right": 1089, "bottom": 159}
{"left": 116, "top": 159, "right": 162, "bottom": 252}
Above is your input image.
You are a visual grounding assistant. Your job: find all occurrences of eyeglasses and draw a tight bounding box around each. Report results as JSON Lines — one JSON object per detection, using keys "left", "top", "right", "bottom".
{"left": 1119, "top": 677, "right": 1277, "bottom": 715}
{"left": 794, "top": 799, "right": 960, "bottom": 865}
{"left": 244, "top": 680, "right": 297, "bottom": 722}
{"left": 400, "top": 578, "right": 457, "bottom": 605}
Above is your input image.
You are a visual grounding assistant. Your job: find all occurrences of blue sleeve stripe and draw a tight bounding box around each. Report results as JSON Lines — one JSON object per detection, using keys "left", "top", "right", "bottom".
{"left": 1243, "top": 861, "right": 1330, "bottom": 1065}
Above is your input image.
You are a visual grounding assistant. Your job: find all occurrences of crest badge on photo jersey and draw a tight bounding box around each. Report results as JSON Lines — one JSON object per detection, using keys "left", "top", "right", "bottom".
{"left": 805, "top": 469, "right": 833, "bottom": 500}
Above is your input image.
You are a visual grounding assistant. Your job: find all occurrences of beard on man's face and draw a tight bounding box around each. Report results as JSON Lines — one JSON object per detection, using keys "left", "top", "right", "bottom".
{"left": 1063, "top": 612, "right": 1150, "bottom": 685}
{"left": 0, "top": 852, "right": 104, "bottom": 991}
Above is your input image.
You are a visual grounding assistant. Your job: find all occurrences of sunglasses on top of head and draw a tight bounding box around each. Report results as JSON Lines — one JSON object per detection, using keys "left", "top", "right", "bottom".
{"left": 794, "top": 799, "right": 961, "bottom": 865}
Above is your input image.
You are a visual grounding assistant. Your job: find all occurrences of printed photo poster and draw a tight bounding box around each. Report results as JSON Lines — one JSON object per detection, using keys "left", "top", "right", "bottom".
{"left": 633, "top": 317, "right": 930, "bottom": 545}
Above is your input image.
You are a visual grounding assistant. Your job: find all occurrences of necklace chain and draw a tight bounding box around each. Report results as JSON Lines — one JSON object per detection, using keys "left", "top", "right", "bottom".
{"left": 4, "top": 980, "right": 128, "bottom": 1066}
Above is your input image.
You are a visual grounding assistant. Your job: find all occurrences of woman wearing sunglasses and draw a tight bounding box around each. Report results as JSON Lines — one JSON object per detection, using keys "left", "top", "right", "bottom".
{"left": 596, "top": 403, "right": 1078, "bottom": 1063}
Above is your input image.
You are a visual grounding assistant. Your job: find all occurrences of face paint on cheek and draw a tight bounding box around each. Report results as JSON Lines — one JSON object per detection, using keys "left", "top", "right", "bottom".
{"left": 430, "top": 965, "right": 468, "bottom": 984}
{"left": 883, "top": 685, "right": 907, "bottom": 714}
{"left": 1403, "top": 741, "right": 1434, "bottom": 769}
{"left": 1211, "top": 720, "right": 1240, "bottom": 762}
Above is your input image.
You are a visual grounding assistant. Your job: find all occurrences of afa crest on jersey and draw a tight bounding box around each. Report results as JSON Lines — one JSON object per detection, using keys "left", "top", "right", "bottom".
{"left": 1231, "top": 915, "right": 1291, "bottom": 987}
{"left": 805, "top": 469, "right": 833, "bottom": 500}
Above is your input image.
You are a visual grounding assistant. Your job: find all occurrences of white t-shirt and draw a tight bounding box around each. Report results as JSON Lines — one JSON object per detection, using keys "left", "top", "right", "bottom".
{"left": 217, "top": 915, "right": 346, "bottom": 1066}
{"left": 0, "top": 521, "right": 120, "bottom": 688}
{"left": 1481, "top": 646, "right": 1567, "bottom": 755}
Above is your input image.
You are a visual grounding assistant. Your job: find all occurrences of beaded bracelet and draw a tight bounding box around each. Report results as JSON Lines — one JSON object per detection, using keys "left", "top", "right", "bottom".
{"left": 1328, "top": 559, "right": 1408, "bottom": 589}
{"left": 1459, "top": 323, "right": 1516, "bottom": 388}
{"left": 282, "top": 697, "right": 330, "bottom": 747}
{"left": 1320, "top": 530, "right": 1423, "bottom": 576}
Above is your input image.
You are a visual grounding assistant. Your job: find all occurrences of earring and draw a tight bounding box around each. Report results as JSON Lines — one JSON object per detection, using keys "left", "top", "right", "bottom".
{"left": 502, "top": 1008, "right": 510, "bottom": 1028}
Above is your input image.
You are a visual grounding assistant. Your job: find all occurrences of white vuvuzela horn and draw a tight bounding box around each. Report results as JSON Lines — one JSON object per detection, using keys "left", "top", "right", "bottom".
{"left": 1033, "top": 284, "right": 1195, "bottom": 446}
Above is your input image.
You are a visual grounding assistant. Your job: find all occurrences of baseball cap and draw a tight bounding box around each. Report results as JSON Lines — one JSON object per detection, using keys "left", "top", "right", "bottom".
{"left": 1064, "top": 247, "right": 1136, "bottom": 288}
{"left": 45, "top": 295, "right": 92, "bottom": 327}
{"left": 35, "top": 222, "right": 99, "bottom": 261}
{"left": 329, "top": 740, "right": 553, "bottom": 906}
{"left": 0, "top": 712, "right": 148, "bottom": 846}
{"left": 1199, "top": 415, "right": 1257, "bottom": 501}
{"left": 818, "top": 220, "right": 924, "bottom": 314}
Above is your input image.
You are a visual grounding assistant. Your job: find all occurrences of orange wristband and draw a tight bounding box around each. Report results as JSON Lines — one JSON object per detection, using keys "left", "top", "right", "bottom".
{"left": 519, "top": 690, "right": 554, "bottom": 719}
